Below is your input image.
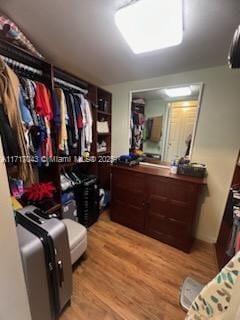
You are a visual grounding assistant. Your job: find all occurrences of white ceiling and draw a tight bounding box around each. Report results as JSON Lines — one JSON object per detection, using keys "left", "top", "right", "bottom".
{"left": 0, "top": 0, "right": 239, "bottom": 85}
{"left": 132, "top": 84, "right": 200, "bottom": 102}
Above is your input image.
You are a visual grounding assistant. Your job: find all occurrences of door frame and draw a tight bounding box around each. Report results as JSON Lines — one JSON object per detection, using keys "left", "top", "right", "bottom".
{"left": 163, "top": 100, "right": 199, "bottom": 161}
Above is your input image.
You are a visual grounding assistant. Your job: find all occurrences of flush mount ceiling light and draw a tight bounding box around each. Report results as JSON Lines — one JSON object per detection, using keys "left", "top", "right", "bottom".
{"left": 165, "top": 87, "right": 191, "bottom": 98}
{"left": 115, "top": 0, "right": 183, "bottom": 54}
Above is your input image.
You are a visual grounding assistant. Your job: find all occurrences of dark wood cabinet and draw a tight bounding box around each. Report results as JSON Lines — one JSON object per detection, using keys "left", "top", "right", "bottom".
{"left": 216, "top": 152, "right": 240, "bottom": 269}
{"left": 111, "top": 169, "right": 146, "bottom": 232}
{"left": 216, "top": 191, "right": 234, "bottom": 269}
{"left": 111, "top": 165, "right": 205, "bottom": 253}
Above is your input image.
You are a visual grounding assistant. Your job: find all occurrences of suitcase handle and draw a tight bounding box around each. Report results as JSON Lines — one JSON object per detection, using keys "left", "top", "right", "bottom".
{"left": 25, "top": 212, "right": 44, "bottom": 224}
{"left": 57, "top": 260, "right": 64, "bottom": 287}
{"left": 16, "top": 212, "right": 61, "bottom": 316}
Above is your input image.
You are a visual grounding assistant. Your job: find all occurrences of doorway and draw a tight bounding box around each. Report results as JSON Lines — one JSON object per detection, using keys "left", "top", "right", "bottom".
{"left": 164, "top": 100, "right": 199, "bottom": 162}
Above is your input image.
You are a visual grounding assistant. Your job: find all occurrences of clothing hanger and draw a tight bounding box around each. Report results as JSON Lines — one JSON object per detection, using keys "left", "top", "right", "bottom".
{"left": 0, "top": 54, "right": 43, "bottom": 81}
{"left": 54, "top": 77, "right": 88, "bottom": 95}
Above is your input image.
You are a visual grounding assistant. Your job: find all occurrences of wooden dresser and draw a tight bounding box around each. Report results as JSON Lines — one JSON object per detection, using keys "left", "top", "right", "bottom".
{"left": 111, "top": 165, "right": 206, "bottom": 253}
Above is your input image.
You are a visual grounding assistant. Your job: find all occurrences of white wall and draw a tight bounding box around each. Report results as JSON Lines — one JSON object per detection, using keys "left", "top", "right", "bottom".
{"left": 0, "top": 139, "right": 31, "bottom": 320}
{"left": 105, "top": 65, "right": 240, "bottom": 243}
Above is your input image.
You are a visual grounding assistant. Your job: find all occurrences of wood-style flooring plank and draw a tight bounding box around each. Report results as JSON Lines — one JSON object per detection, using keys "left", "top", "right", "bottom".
{"left": 60, "top": 212, "right": 218, "bottom": 320}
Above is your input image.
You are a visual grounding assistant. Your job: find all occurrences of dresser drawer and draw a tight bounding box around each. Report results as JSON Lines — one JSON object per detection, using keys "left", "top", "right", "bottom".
{"left": 111, "top": 200, "right": 145, "bottom": 233}
{"left": 111, "top": 165, "right": 204, "bottom": 253}
{"left": 145, "top": 213, "right": 192, "bottom": 251}
{"left": 148, "top": 194, "right": 193, "bottom": 223}
{"left": 112, "top": 168, "right": 144, "bottom": 192}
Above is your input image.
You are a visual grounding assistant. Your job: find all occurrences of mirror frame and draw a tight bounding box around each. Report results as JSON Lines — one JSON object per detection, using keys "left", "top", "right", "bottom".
{"left": 128, "top": 82, "right": 204, "bottom": 164}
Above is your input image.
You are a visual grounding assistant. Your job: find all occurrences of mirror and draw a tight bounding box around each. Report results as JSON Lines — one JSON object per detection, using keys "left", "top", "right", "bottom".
{"left": 129, "top": 83, "right": 203, "bottom": 166}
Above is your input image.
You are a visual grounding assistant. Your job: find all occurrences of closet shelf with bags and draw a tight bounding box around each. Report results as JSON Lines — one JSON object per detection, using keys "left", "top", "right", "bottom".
{"left": 95, "top": 88, "right": 112, "bottom": 160}
{"left": 0, "top": 38, "right": 112, "bottom": 217}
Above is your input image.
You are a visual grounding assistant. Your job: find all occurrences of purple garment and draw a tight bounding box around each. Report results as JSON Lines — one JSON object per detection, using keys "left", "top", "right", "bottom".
{"left": 51, "top": 90, "right": 61, "bottom": 127}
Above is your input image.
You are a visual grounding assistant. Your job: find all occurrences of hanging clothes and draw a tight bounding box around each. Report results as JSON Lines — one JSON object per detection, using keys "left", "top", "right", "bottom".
{"left": 35, "top": 82, "right": 53, "bottom": 162}
{"left": 64, "top": 90, "right": 77, "bottom": 151}
{"left": 0, "top": 57, "right": 93, "bottom": 181}
{"left": 227, "top": 215, "right": 240, "bottom": 257}
{"left": 23, "top": 78, "right": 39, "bottom": 126}
{"left": 73, "top": 94, "right": 83, "bottom": 129}
{"left": 79, "top": 94, "right": 87, "bottom": 156}
{"left": 35, "top": 82, "right": 53, "bottom": 120}
{"left": 84, "top": 98, "right": 93, "bottom": 152}
{"left": 51, "top": 90, "right": 61, "bottom": 128}
{"left": 0, "top": 105, "right": 20, "bottom": 158}
{"left": 73, "top": 94, "right": 84, "bottom": 156}
{"left": 78, "top": 94, "right": 93, "bottom": 155}
{"left": 131, "top": 102, "right": 145, "bottom": 151}
{"left": 54, "top": 89, "right": 92, "bottom": 157}
{"left": 19, "top": 84, "right": 34, "bottom": 127}
{"left": 69, "top": 93, "right": 79, "bottom": 145}
{"left": 0, "top": 58, "right": 34, "bottom": 182}
{"left": 55, "top": 87, "right": 69, "bottom": 155}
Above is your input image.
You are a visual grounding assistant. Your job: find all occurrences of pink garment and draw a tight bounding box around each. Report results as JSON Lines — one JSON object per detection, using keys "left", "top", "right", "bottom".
{"left": 236, "top": 232, "right": 240, "bottom": 253}
{"left": 138, "top": 113, "right": 145, "bottom": 125}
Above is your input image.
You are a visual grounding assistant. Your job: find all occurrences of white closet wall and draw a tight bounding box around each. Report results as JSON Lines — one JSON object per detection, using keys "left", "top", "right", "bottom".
{"left": 0, "top": 138, "right": 31, "bottom": 320}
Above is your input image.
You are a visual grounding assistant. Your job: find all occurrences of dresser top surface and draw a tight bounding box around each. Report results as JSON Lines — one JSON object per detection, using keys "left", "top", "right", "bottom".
{"left": 112, "top": 164, "right": 207, "bottom": 185}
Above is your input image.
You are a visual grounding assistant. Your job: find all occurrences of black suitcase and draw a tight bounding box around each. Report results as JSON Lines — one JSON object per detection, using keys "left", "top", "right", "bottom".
{"left": 74, "top": 174, "right": 100, "bottom": 228}
{"left": 16, "top": 205, "right": 72, "bottom": 319}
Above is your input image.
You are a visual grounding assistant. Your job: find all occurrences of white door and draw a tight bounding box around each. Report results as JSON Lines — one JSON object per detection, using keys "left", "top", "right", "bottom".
{"left": 164, "top": 101, "right": 198, "bottom": 162}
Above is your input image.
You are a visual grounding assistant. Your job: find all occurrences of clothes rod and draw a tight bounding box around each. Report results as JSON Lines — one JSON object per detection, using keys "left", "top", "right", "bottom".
{"left": 0, "top": 54, "right": 43, "bottom": 76}
{"left": 54, "top": 77, "right": 88, "bottom": 95}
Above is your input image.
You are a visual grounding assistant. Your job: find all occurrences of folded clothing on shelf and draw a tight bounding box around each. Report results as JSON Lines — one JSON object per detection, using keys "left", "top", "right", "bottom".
{"left": 97, "top": 140, "right": 107, "bottom": 153}
{"left": 61, "top": 191, "right": 75, "bottom": 204}
{"left": 60, "top": 174, "right": 74, "bottom": 191}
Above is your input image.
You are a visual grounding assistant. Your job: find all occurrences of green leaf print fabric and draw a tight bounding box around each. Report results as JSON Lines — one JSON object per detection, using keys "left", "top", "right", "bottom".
{"left": 186, "top": 251, "right": 240, "bottom": 320}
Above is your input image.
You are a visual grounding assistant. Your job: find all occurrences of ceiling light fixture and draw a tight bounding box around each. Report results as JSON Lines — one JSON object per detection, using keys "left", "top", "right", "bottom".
{"left": 115, "top": 0, "right": 183, "bottom": 54}
{"left": 165, "top": 87, "right": 191, "bottom": 98}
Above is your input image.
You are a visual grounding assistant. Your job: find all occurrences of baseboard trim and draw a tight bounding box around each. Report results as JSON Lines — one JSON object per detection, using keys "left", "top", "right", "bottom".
{"left": 195, "top": 233, "right": 216, "bottom": 244}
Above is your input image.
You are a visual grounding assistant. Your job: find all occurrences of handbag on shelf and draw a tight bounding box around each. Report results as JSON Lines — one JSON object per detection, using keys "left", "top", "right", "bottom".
{"left": 97, "top": 121, "right": 109, "bottom": 134}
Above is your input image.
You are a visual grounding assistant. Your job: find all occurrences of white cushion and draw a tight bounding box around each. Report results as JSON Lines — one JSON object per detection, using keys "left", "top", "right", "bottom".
{"left": 63, "top": 219, "right": 87, "bottom": 265}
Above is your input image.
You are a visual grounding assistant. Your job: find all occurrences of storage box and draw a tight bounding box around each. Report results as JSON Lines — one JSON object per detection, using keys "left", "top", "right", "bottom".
{"left": 177, "top": 163, "right": 206, "bottom": 178}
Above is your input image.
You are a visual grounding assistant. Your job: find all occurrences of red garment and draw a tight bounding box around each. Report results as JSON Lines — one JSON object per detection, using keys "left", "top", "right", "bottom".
{"left": 24, "top": 182, "right": 56, "bottom": 201}
{"left": 35, "top": 82, "right": 53, "bottom": 120}
{"left": 77, "top": 114, "right": 83, "bottom": 129}
{"left": 35, "top": 82, "right": 53, "bottom": 159}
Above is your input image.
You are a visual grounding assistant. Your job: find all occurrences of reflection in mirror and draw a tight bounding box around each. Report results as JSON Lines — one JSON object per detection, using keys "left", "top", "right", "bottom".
{"left": 129, "top": 83, "right": 203, "bottom": 166}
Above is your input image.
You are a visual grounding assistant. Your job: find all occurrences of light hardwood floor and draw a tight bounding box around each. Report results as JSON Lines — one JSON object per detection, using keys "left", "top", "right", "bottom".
{"left": 60, "top": 212, "right": 218, "bottom": 320}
